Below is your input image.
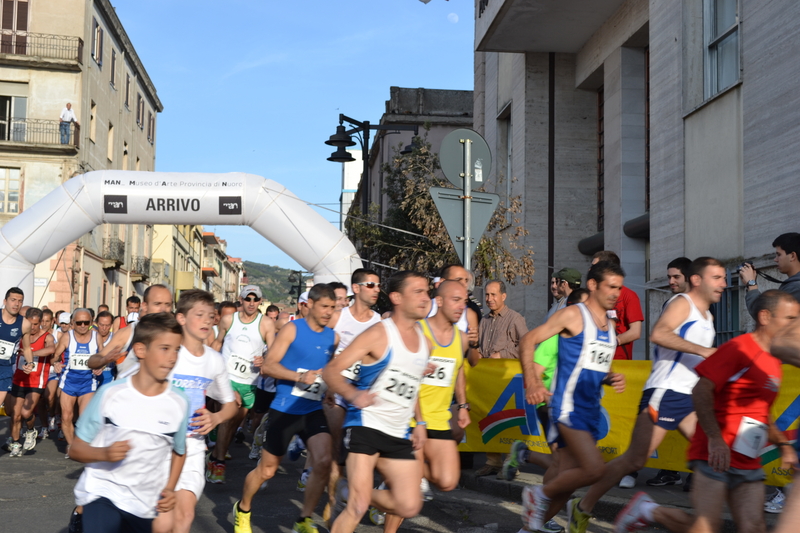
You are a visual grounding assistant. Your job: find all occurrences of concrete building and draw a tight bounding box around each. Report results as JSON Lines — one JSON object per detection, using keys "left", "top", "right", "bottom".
{"left": 202, "top": 231, "right": 243, "bottom": 302}
{"left": 473, "top": 0, "right": 799, "bottom": 355}
{"left": 151, "top": 224, "right": 205, "bottom": 299}
{"left": 0, "top": 0, "right": 161, "bottom": 312}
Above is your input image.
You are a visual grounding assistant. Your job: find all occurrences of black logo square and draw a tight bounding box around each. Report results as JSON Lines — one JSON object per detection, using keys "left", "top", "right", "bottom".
{"left": 219, "top": 196, "right": 242, "bottom": 215}
{"left": 104, "top": 195, "right": 128, "bottom": 214}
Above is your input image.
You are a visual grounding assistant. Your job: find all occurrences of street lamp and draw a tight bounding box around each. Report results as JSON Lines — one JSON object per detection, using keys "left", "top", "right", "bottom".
{"left": 326, "top": 113, "right": 418, "bottom": 216}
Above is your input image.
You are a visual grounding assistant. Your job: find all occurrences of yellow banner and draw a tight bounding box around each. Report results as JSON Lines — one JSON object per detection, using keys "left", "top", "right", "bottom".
{"left": 459, "top": 359, "right": 798, "bottom": 487}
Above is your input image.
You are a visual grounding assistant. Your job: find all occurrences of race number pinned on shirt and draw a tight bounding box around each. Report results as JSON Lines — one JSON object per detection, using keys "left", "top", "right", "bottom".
{"left": 732, "top": 416, "right": 768, "bottom": 458}
{"left": 377, "top": 367, "right": 421, "bottom": 408}
{"left": 0, "top": 339, "right": 16, "bottom": 360}
{"left": 291, "top": 368, "right": 327, "bottom": 402}
{"left": 227, "top": 353, "right": 254, "bottom": 381}
{"left": 584, "top": 340, "right": 615, "bottom": 373}
{"left": 69, "top": 353, "right": 91, "bottom": 371}
{"left": 341, "top": 361, "right": 362, "bottom": 382}
{"left": 423, "top": 356, "right": 456, "bottom": 388}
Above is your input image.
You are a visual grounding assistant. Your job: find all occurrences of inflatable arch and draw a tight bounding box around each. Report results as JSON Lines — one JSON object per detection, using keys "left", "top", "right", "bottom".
{"left": 0, "top": 170, "right": 362, "bottom": 304}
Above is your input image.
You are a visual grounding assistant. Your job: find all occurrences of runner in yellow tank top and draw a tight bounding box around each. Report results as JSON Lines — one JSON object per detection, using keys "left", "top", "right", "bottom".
{"left": 383, "top": 280, "right": 471, "bottom": 533}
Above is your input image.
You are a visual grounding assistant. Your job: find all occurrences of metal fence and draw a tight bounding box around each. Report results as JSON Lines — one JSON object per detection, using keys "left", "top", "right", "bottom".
{"left": 0, "top": 30, "right": 83, "bottom": 62}
{"left": 0, "top": 118, "right": 80, "bottom": 148}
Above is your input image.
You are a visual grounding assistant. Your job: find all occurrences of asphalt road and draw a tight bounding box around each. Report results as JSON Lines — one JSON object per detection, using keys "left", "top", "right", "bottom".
{"left": 0, "top": 416, "right": 657, "bottom": 533}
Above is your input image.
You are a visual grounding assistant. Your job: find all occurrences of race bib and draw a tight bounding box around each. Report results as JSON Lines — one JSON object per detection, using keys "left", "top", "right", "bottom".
{"left": 583, "top": 339, "right": 615, "bottom": 373}
{"left": 341, "top": 361, "right": 362, "bottom": 382}
{"left": 423, "top": 356, "right": 456, "bottom": 388}
{"left": 0, "top": 339, "right": 16, "bottom": 360}
{"left": 291, "top": 368, "right": 327, "bottom": 402}
{"left": 69, "top": 353, "right": 91, "bottom": 371}
{"left": 17, "top": 356, "right": 36, "bottom": 372}
{"left": 227, "top": 353, "right": 254, "bottom": 381}
{"left": 732, "top": 416, "right": 768, "bottom": 458}
{"left": 377, "top": 367, "right": 421, "bottom": 408}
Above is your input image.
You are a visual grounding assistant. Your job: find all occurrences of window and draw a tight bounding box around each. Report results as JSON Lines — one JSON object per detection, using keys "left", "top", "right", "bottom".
{"left": 89, "top": 101, "right": 96, "bottom": 142}
{"left": 0, "top": 167, "right": 21, "bottom": 214}
{"left": 147, "top": 111, "right": 154, "bottom": 143}
{"left": 91, "top": 17, "right": 104, "bottom": 67}
{"left": 597, "top": 87, "right": 605, "bottom": 232}
{"left": 107, "top": 122, "right": 114, "bottom": 161}
{"left": 125, "top": 74, "right": 131, "bottom": 107}
{"left": 0, "top": 93, "right": 27, "bottom": 142}
{"left": 102, "top": 279, "right": 107, "bottom": 306}
{"left": 110, "top": 49, "right": 117, "bottom": 87}
{"left": 122, "top": 141, "right": 128, "bottom": 170}
{"left": 1, "top": 0, "right": 29, "bottom": 54}
{"left": 83, "top": 273, "right": 90, "bottom": 307}
{"left": 136, "top": 93, "right": 144, "bottom": 128}
{"left": 117, "top": 287, "right": 123, "bottom": 316}
{"left": 704, "top": 0, "right": 739, "bottom": 98}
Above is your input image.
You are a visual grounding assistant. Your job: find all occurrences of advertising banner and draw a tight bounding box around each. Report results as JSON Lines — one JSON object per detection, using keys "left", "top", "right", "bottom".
{"left": 459, "top": 359, "right": 798, "bottom": 486}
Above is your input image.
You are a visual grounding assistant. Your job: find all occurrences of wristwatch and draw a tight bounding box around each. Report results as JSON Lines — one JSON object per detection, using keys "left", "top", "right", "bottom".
{"left": 746, "top": 280, "right": 757, "bottom": 288}
{"left": 458, "top": 403, "right": 471, "bottom": 411}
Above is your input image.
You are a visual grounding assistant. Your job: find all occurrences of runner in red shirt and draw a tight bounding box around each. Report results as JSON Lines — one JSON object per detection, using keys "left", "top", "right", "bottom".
{"left": 616, "top": 290, "right": 799, "bottom": 533}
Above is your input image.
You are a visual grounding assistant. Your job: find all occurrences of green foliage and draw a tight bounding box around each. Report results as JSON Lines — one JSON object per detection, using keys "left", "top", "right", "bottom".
{"left": 242, "top": 261, "right": 296, "bottom": 305}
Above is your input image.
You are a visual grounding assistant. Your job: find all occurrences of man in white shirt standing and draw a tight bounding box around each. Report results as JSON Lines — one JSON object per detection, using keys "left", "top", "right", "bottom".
{"left": 59, "top": 102, "right": 79, "bottom": 144}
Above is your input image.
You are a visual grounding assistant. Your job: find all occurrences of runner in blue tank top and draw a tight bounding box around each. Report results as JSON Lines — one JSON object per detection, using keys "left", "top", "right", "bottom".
{"left": 518, "top": 261, "right": 627, "bottom": 532}
{"left": 0, "top": 287, "right": 35, "bottom": 454}
{"left": 233, "top": 284, "right": 339, "bottom": 533}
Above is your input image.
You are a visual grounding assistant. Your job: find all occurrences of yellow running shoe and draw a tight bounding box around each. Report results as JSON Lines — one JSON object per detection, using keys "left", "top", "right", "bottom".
{"left": 233, "top": 501, "right": 252, "bottom": 533}
{"left": 292, "top": 517, "right": 319, "bottom": 533}
{"left": 567, "top": 498, "right": 591, "bottom": 533}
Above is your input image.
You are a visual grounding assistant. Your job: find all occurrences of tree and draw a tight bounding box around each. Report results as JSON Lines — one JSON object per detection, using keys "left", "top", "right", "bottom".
{"left": 346, "top": 132, "right": 535, "bottom": 286}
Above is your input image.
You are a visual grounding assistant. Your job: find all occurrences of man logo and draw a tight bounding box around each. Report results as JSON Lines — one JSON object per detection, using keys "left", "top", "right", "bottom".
{"left": 219, "top": 196, "right": 242, "bottom": 215}
{"left": 104, "top": 195, "right": 128, "bottom": 214}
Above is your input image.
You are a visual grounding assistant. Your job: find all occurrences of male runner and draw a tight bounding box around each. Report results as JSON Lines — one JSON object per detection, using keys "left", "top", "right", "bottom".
{"left": 55, "top": 309, "right": 101, "bottom": 457}
{"left": 208, "top": 285, "right": 276, "bottom": 483}
{"left": 0, "top": 287, "right": 34, "bottom": 422}
{"left": 233, "top": 283, "right": 338, "bottom": 533}
{"left": 7, "top": 307, "right": 54, "bottom": 456}
{"left": 382, "top": 280, "right": 471, "bottom": 533}
{"left": 112, "top": 295, "right": 140, "bottom": 332}
{"left": 94, "top": 311, "right": 114, "bottom": 387}
{"left": 616, "top": 290, "right": 799, "bottom": 533}
{"left": 520, "top": 261, "right": 626, "bottom": 533}
{"left": 38, "top": 308, "right": 60, "bottom": 438}
{"left": 329, "top": 282, "right": 349, "bottom": 310}
{"left": 324, "top": 271, "right": 432, "bottom": 533}
{"left": 431, "top": 264, "right": 480, "bottom": 344}
{"left": 572, "top": 257, "right": 725, "bottom": 533}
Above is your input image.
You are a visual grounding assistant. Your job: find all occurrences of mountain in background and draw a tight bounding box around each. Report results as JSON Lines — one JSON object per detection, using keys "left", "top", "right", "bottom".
{"left": 243, "top": 261, "right": 303, "bottom": 308}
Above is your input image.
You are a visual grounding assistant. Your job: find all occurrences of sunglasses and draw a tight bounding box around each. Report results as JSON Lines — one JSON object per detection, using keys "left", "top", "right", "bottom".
{"left": 74, "top": 321, "right": 91, "bottom": 326}
{"left": 357, "top": 282, "right": 378, "bottom": 289}
{"left": 243, "top": 296, "right": 261, "bottom": 302}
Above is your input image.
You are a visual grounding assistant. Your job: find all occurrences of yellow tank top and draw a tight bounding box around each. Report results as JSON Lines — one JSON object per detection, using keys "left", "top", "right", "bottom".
{"left": 413, "top": 319, "right": 464, "bottom": 431}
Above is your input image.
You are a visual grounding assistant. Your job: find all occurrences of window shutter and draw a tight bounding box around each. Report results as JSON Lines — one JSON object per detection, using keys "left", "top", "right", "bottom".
{"left": 2, "top": 1, "right": 15, "bottom": 31}
{"left": 16, "top": 0, "right": 27, "bottom": 31}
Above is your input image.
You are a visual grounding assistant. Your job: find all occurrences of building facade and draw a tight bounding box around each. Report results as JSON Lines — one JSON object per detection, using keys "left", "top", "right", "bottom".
{"left": 473, "top": 0, "right": 799, "bottom": 355}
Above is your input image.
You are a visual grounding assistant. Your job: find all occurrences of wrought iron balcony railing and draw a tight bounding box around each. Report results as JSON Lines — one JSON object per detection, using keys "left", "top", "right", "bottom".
{"left": 0, "top": 30, "right": 83, "bottom": 62}
{"left": 102, "top": 238, "right": 125, "bottom": 267}
{"left": 0, "top": 118, "right": 80, "bottom": 148}
{"left": 131, "top": 256, "right": 151, "bottom": 278}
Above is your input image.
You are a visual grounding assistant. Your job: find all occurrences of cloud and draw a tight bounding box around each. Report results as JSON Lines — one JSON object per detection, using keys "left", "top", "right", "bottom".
{"left": 447, "top": 13, "right": 459, "bottom": 24}
{"left": 222, "top": 52, "right": 289, "bottom": 79}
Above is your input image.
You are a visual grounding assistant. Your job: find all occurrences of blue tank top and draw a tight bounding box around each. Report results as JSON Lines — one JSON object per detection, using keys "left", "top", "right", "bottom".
{"left": 0, "top": 313, "right": 23, "bottom": 367}
{"left": 273, "top": 319, "right": 335, "bottom": 415}
{"left": 63, "top": 330, "right": 99, "bottom": 382}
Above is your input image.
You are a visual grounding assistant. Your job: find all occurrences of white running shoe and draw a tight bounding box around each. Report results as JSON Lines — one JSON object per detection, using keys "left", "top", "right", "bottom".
{"left": 248, "top": 441, "right": 261, "bottom": 460}
{"left": 522, "top": 485, "right": 549, "bottom": 532}
{"left": 765, "top": 488, "right": 786, "bottom": 514}
{"left": 22, "top": 429, "right": 37, "bottom": 451}
{"left": 9, "top": 442, "right": 22, "bottom": 457}
{"left": 614, "top": 491, "right": 653, "bottom": 533}
{"left": 48, "top": 417, "right": 57, "bottom": 431}
{"left": 420, "top": 477, "right": 434, "bottom": 501}
{"left": 619, "top": 475, "right": 637, "bottom": 489}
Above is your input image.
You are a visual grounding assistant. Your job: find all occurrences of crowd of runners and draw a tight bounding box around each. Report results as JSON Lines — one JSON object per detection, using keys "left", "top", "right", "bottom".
{"left": 1, "top": 233, "right": 800, "bottom": 533}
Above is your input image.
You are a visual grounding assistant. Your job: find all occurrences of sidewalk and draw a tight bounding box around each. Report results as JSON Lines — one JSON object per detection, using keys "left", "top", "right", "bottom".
{"left": 460, "top": 454, "right": 781, "bottom": 533}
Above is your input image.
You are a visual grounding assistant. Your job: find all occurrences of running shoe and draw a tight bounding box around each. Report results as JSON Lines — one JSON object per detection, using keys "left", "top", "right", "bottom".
{"left": 369, "top": 507, "right": 386, "bottom": 526}
{"left": 421, "top": 477, "right": 434, "bottom": 501}
{"left": 3, "top": 436, "right": 12, "bottom": 451}
{"left": 292, "top": 517, "right": 319, "bottom": 533}
{"left": 645, "top": 470, "right": 682, "bottom": 486}
{"left": 765, "top": 488, "right": 786, "bottom": 513}
{"left": 232, "top": 501, "right": 252, "bottom": 533}
{"left": 297, "top": 468, "right": 311, "bottom": 492}
{"left": 22, "top": 428, "right": 37, "bottom": 451}
{"left": 58, "top": 429, "right": 65, "bottom": 441}
{"left": 248, "top": 441, "right": 261, "bottom": 460}
{"left": 614, "top": 491, "right": 653, "bottom": 533}
{"left": 567, "top": 498, "right": 590, "bottom": 533}
{"left": 206, "top": 460, "right": 226, "bottom": 484}
{"left": 502, "top": 440, "right": 529, "bottom": 481}
{"left": 288, "top": 436, "right": 305, "bottom": 462}
{"left": 38, "top": 427, "right": 49, "bottom": 440}
{"left": 9, "top": 441, "right": 22, "bottom": 457}
{"left": 65, "top": 445, "right": 71, "bottom": 459}
{"left": 522, "top": 485, "right": 549, "bottom": 532}
{"left": 619, "top": 475, "right": 637, "bottom": 489}
{"left": 234, "top": 427, "right": 246, "bottom": 443}
{"left": 48, "top": 417, "right": 57, "bottom": 432}
{"left": 67, "top": 507, "right": 83, "bottom": 533}
{"left": 540, "top": 519, "right": 564, "bottom": 533}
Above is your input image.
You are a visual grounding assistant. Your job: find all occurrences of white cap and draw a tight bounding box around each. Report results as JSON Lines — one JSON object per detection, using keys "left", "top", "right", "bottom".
{"left": 126, "top": 312, "right": 140, "bottom": 324}
{"left": 59, "top": 312, "right": 71, "bottom": 324}
{"left": 298, "top": 291, "right": 309, "bottom": 304}
{"left": 240, "top": 285, "right": 263, "bottom": 299}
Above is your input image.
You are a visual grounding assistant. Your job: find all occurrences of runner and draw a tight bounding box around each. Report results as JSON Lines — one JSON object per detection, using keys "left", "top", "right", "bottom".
{"left": 208, "top": 285, "right": 276, "bottom": 483}
{"left": 37, "top": 308, "right": 60, "bottom": 438}
{"left": 615, "top": 290, "right": 800, "bottom": 533}
{"left": 519, "top": 261, "right": 626, "bottom": 533}
{"left": 152, "top": 290, "right": 237, "bottom": 533}
{"left": 382, "top": 279, "right": 471, "bottom": 533}
{"left": 233, "top": 283, "right": 338, "bottom": 533}
{"left": 112, "top": 295, "right": 140, "bottom": 332}
{"left": 94, "top": 310, "right": 114, "bottom": 387}
{"left": 573, "top": 257, "right": 725, "bottom": 533}
{"left": 0, "top": 287, "right": 34, "bottom": 426}
{"left": 329, "top": 282, "right": 349, "bottom": 310}
{"left": 55, "top": 308, "right": 101, "bottom": 457}
{"left": 7, "top": 307, "right": 53, "bottom": 456}
{"left": 323, "top": 270, "right": 432, "bottom": 533}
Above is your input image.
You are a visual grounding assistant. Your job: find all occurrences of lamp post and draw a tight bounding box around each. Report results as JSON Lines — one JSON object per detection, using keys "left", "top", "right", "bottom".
{"left": 325, "top": 113, "right": 418, "bottom": 217}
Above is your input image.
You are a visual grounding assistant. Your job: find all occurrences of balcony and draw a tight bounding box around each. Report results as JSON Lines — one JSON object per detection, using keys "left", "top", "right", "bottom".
{"left": 175, "top": 270, "right": 202, "bottom": 291}
{"left": 202, "top": 258, "right": 219, "bottom": 278}
{"left": 0, "top": 30, "right": 83, "bottom": 70}
{"left": 130, "top": 256, "right": 151, "bottom": 282}
{"left": 102, "top": 237, "right": 125, "bottom": 269}
{"left": 0, "top": 118, "right": 80, "bottom": 154}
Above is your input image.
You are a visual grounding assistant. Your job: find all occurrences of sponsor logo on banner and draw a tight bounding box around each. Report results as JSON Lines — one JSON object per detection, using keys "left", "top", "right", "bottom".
{"left": 104, "top": 195, "right": 127, "bottom": 214}
{"left": 478, "top": 374, "right": 541, "bottom": 443}
{"left": 219, "top": 196, "right": 242, "bottom": 215}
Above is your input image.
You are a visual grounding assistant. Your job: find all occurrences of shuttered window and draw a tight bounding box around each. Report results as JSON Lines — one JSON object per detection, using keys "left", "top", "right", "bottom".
{"left": 1, "top": 0, "right": 28, "bottom": 55}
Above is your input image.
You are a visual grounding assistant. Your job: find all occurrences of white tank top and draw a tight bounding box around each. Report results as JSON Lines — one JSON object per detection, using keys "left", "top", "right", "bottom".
{"left": 427, "top": 298, "right": 469, "bottom": 332}
{"left": 644, "top": 293, "right": 716, "bottom": 394}
{"left": 334, "top": 306, "right": 381, "bottom": 382}
{"left": 222, "top": 313, "right": 266, "bottom": 385}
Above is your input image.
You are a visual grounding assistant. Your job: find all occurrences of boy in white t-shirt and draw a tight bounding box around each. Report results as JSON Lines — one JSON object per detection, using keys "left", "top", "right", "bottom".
{"left": 69, "top": 312, "right": 190, "bottom": 533}
{"left": 153, "top": 290, "right": 237, "bottom": 533}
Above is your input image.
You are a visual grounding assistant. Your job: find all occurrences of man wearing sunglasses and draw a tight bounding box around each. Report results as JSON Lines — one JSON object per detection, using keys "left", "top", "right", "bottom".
{"left": 209, "top": 285, "right": 276, "bottom": 483}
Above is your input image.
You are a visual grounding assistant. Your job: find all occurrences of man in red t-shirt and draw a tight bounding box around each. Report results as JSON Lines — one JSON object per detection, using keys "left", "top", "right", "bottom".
{"left": 616, "top": 290, "right": 799, "bottom": 533}
{"left": 590, "top": 251, "right": 644, "bottom": 359}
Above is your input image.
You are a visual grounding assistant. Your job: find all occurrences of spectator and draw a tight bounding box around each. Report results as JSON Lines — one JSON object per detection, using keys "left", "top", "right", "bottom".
{"left": 591, "top": 251, "right": 644, "bottom": 360}
{"left": 59, "top": 102, "right": 79, "bottom": 144}
{"left": 741, "top": 232, "right": 800, "bottom": 317}
{"left": 546, "top": 268, "right": 582, "bottom": 318}
{"left": 266, "top": 305, "right": 280, "bottom": 320}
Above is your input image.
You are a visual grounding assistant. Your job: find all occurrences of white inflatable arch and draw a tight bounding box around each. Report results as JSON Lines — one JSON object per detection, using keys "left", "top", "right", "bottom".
{"left": 0, "top": 170, "right": 362, "bottom": 304}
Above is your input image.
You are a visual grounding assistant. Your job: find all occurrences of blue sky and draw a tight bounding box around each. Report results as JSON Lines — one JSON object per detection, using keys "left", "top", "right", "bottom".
{"left": 114, "top": 0, "right": 475, "bottom": 270}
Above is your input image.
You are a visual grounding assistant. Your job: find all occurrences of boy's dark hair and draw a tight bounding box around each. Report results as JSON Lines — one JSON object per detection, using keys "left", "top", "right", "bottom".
{"left": 591, "top": 250, "right": 621, "bottom": 266}
{"left": 387, "top": 271, "right": 427, "bottom": 296}
{"left": 219, "top": 300, "right": 238, "bottom": 312}
{"left": 4, "top": 287, "right": 23, "bottom": 300}
{"left": 126, "top": 295, "right": 141, "bottom": 306}
{"left": 308, "top": 283, "right": 336, "bottom": 303}
{"left": 25, "top": 307, "right": 42, "bottom": 321}
{"left": 688, "top": 257, "right": 725, "bottom": 280}
{"left": 667, "top": 257, "right": 692, "bottom": 280}
{"left": 143, "top": 284, "right": 170, "bottom": 304}
{"left": 327, "top": 282, "right": 347, "bottom": 293}
{"left": 772, "top": 233, "right": 800, "bottom": 258}
{"left": 266, "top": 305, "right": 280, "bottom": 314}
{"left": 352, "top": 268, "right": 379, "bottom": 285}
{"left": 42, "top": 309, "right": 54, "bottom": 319}
{"left": 566, "top": 288, "right": 590, "bottom": 305}
{"left": 131, "top": 312, "right": 181, "bottom": 347}
{"left": 752, "top": 289, "right": 799, "bottom": 320}
{"left": 176, "top": 289, "right": 215, "bottom": 316}
{"left": 96, "top": 310, "right": 114, "bottom": 322}
{"left": 587, "top": 261, "right": 626, "bottom": 285}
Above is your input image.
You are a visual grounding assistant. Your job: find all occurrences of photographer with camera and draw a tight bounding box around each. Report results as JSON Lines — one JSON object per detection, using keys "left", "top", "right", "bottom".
{"left": 740, "top": 233, "right": 800, "bottom": 319}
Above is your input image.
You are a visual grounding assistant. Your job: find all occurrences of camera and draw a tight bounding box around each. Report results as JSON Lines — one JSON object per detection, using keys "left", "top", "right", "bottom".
{"left": 736, "top": 261, "right": 754, "bottom": 272}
